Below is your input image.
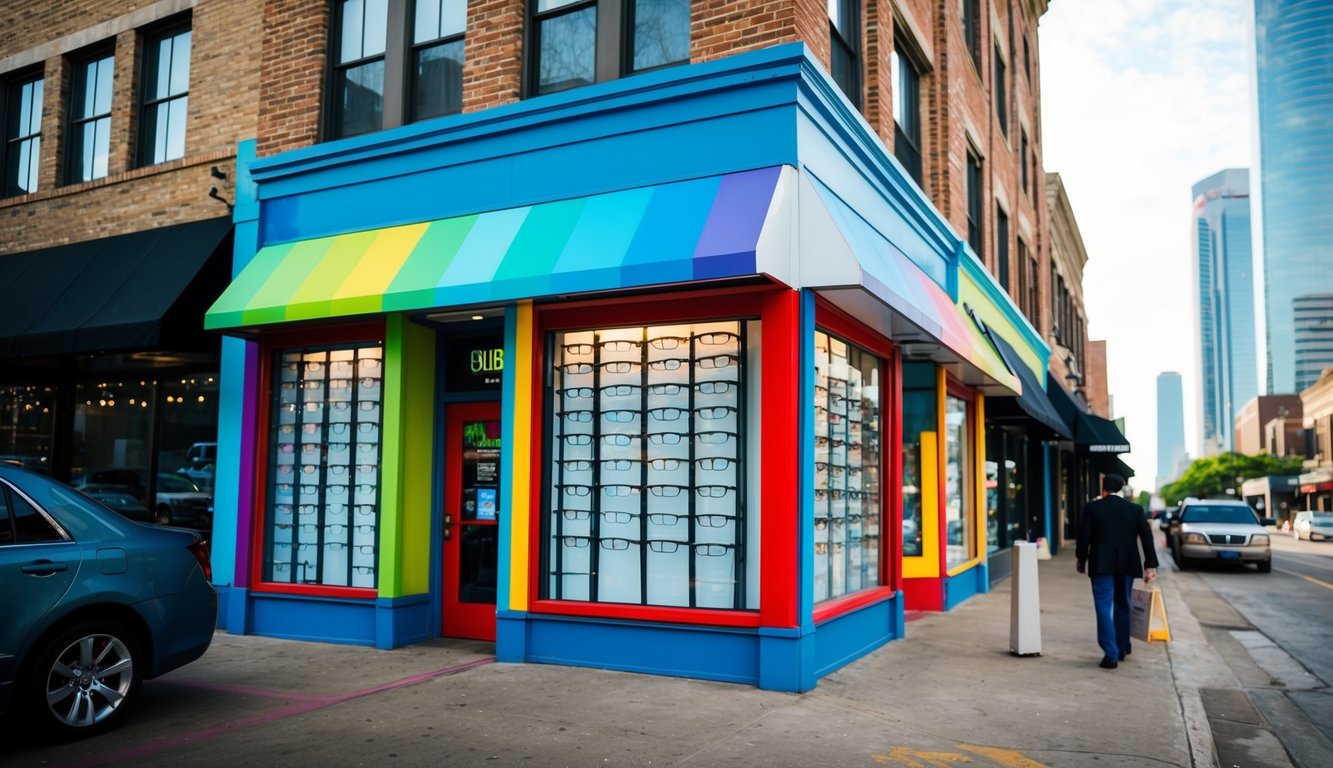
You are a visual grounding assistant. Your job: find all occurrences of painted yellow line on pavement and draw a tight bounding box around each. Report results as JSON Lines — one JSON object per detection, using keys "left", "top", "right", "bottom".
{"left": 871, "top": 744, "right": 1047, "bottom": 767}
{"left": 1275, "top": 566, "right": 1333, "bottom": 591}
{"left": 957, "top": 744, "right": 1048, "bottom": 768}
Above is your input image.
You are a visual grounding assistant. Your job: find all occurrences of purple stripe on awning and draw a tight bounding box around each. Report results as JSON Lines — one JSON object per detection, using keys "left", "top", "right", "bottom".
{"left": 692, "top": 166, "right": 782, "bottom": 280}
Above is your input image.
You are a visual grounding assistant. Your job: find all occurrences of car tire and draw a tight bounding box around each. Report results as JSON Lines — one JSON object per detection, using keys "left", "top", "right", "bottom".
{"left": 29, "top": 619, "right": 143, "bottom": 739}
{"left": 1173, "top": 544, "right": 1189, "bottom": 571}
{"left": 155, "top": 506, "right": 172, "bottom": 526}
{"left": 1257, "top": 559, "right": 1272, "bottom": 573}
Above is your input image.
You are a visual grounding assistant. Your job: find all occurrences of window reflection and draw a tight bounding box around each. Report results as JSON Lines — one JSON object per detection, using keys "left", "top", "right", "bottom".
{"left": 632, "top": 0, "right": 689, "bottom": 72}
{"left": 537, "top": 5, "right": 597, "bottom": 94}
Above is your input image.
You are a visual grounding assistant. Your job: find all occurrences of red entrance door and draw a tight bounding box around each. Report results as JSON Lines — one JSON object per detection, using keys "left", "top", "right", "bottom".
{"left": 442, "top": 401, "right": 502, "bottom": 641}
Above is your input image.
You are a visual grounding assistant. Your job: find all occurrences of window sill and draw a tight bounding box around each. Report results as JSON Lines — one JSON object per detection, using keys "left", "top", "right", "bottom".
{"left": 251, "top": 582, "right": 377, "bottom": 600}
{"left": 813, "top": 585, "right": 897, "bottom": 624}
{"left": 0, "top": 148, "right": 234, "bottom": 209}
{"left": 530, "top": 599, "right": 761, "bottom": 628}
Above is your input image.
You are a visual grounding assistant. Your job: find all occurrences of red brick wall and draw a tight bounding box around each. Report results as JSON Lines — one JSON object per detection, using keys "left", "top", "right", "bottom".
{"left": 464, "top": 0, "right": 525, "bottom": 112}
{"left": 258, "top": 0, "right": 328, "bottom": 157}
{"left": 2, "top": 0, "right": 263, "bottom": 252}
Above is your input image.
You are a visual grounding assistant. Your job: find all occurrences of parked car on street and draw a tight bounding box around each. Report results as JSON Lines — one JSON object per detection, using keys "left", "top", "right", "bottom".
{"left": 175, "top": 442, "right": 217, "bottom": 492}
{"left": 79, "top": 489, "right": 152, "bottom": 524}
{"left": 1171, "top": 498, "right": 1275, "bottom": 572}
{"left": 1292, "top": 510, "right": 1333, "bottom": 541}
{"left": 0, "top": 464, "right": 216, "bottom": 738}
{"left": 74, "top": 468, "right": 213, "bottom": 531}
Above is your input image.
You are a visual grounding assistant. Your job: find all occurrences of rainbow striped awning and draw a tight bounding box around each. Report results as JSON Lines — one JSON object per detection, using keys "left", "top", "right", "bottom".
{"left": 205, "top": 167, "right": 782, "bottom": 330}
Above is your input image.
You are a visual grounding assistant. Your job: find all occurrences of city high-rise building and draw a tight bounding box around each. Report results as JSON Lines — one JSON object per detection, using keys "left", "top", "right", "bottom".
{"left": 1193, "top": 169, "right": 1258, "bottom": 456}
{"left": 1295, "top": 294, "right": 1333, "bottom": 389}
{"left": 1254, "top": 0, "right": 1333, "bottom": 394}
{"left": 1157, "top": 372, "right": 1187, "bottom": 488}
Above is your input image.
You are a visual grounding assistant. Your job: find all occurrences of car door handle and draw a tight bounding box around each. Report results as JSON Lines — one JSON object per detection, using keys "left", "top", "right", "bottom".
{"left": 22, "top": 561, "right": 68, "bottom": 575}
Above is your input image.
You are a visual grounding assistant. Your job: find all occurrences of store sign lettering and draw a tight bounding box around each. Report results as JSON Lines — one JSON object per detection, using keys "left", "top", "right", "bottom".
{"left": 471, "top": 348, "right": 504, "bottom": 374}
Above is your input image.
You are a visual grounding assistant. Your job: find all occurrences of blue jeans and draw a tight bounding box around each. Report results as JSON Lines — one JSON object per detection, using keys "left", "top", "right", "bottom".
{"left": 1090, "top": 574, "right": 1135, "bottom": 659}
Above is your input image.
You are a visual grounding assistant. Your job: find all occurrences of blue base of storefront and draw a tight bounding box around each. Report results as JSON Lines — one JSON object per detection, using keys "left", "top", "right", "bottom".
{"left": 496, "top": 593, "right": 903, "bottom": 692}
{"left": 216, "top": 586, "right": 432, "bottom": 649}
{"left": 943, "top": 565, "right": 989, "bottom": 611}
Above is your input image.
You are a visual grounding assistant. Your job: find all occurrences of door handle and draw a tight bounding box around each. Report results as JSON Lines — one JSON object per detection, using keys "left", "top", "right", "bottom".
{"left": 22, "top": 561, "right": 68, "bottom": 576}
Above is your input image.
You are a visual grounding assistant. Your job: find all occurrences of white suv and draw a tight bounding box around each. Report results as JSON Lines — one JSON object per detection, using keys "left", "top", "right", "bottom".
{"left": 1172, "top": 499, "right": 1274, "bottom": 573}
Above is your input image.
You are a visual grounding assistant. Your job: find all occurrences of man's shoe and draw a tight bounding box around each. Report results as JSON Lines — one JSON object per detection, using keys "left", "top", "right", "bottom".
{"left": 1099, "top": 657, "right": 1119, "bottom": 669}
{"left": 1118, "top": 652, "right": 1126, "bottom": 661}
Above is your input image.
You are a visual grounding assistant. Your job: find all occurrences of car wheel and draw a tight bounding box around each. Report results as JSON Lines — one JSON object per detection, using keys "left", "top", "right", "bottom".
{"left": 155, "top": 506, "right": 172, "bottom": 526}
{"left": 1173, "top": 544, "right": 1190, "bottom": 571}
{"left": 30, "top": 620, "right": 142, "bottom": 738}
{"left": 1257, "top": 558, "right": 1272, "bottom": 573}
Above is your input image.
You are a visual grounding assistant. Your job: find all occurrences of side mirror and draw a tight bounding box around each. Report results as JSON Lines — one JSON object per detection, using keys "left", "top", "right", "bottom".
{"left": 1260, "top": 517, "right": 1277, "bottom": 527}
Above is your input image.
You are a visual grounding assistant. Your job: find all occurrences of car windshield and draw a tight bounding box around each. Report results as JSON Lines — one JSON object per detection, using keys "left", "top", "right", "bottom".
{"left": 1181, "top": 505, "right": 1258, "bottom": 525}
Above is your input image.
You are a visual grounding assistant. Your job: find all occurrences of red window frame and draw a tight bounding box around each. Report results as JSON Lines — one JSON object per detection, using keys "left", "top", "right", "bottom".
{"left": 250, "top": 320, "right": 386, "bottom": 599}
{"left": 527, "top": 285, "right": 798, "bottom": 629}
{"left": 811, "top": 298, "right": 902, "bottom": 623}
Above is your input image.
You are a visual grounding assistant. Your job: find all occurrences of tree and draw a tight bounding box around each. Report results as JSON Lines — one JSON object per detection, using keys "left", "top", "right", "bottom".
{"left": 1160, "top": 453, "right": 1305, "bottom": 507}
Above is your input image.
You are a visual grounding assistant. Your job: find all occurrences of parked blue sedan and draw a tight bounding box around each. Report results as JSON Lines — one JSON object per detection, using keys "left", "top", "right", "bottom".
{"left": 0, "top": 465, "right": 216, "bottom": 739}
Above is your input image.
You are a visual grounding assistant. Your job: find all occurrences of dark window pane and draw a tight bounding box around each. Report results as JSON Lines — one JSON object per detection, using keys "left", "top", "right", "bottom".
{"left": 337, "top": 60, "right": 385, "bottom": 137}
{"left": 632, "top": 0, "right": 689, "bottom": 72}
{"left": 538, "top": 7, "right": 596, "bottom": 95}
{"left": 892, "top": 47, "right": 921, "bottom": 185}
{"left": 12, "top": 490, "right": 60, "bottom": 544}
{"left": 413, "top": 39, "right": 463, "bottom": 120}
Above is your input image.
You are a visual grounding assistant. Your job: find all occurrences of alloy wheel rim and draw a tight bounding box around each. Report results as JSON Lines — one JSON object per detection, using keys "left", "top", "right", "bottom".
{"left": 45, "top": 633, "right": 134, "bottom": 728}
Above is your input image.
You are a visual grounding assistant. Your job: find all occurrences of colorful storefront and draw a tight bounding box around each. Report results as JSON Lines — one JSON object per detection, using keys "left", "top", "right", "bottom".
{"left": 205, "top": 44, "right": 1043, "bottom": 691}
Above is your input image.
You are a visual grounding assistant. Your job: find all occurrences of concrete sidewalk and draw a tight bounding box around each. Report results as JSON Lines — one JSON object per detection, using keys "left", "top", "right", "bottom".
{"left": 6, "top": 551, "right": 1236, "bottom": 768}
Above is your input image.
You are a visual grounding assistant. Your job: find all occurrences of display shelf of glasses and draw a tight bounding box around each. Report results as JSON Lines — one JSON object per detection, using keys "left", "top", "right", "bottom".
{"left": 813, "top": 332, "right": 882, "bottom": 602}
{"left": 267, "top": 345, "right": 383, "bottom": 588}
{"left": 547, "top": 322, "right": 746, "bottom": 609}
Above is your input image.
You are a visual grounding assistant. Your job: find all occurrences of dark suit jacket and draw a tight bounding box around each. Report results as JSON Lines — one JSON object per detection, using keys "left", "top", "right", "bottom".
{"left": 1076, "top": 494, "right": 1159, "bottom": 576}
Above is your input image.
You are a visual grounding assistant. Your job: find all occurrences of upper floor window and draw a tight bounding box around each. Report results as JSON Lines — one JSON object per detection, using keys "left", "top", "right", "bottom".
{"left": 330, "top": 0, "right": 467, "bottom": 140}
{"left": 829, "top": 0, "right": 861, "bottom": 108}
{"left": 3, "top": 72, "right": 43, "bottom": 197}
{"left": 631, "top": 0, "right": 690, "bottom": 73}
{"left": 996, "top": 205, "right": 1009, "bottom": 293}
{"left": 892, "top": 44, "right": 921, "bottom": 186}
{"left": 139, "top": 23, "right": 191, "bottom": 166}
{"left": 993, "top": 42, "right": 1007, "bottom": 138}
{"left": 412, "top": 0, "right": 466, "bottom": 120}
{"left": 68, "top": 50, "right": 114, "bottom": 184}
{"left": 529, "top": 0, "right": 689, "bottom": 97}
{"left": 963, "top": 0, "right": 980, "bottom": 70}
{"left": 1020, "top": 128, "right": 1029, "bottom": 194}
{"left": 332, "top": 0, "right": 389, "bottom": 138}
{"left": 966, "top": 149, "right": 983, "bottom": 258}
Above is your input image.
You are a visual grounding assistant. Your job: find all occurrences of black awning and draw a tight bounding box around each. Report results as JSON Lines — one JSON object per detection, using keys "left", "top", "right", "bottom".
{"left": 983, "top": 329, "right": 1072, "bottom": 439}
{"left": 0, "top": 217, "right": 232, "bottom": 359}
{"left": 1047, "top": 373, "right": 1132, "bottom": 454}
{"left": 1092, "top": 453, "right": 1136, "bottom": 479}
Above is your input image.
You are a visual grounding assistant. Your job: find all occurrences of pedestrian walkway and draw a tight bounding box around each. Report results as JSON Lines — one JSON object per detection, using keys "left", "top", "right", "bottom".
{"left": 5, "top": 549, "right": 1279, "bottom": 767}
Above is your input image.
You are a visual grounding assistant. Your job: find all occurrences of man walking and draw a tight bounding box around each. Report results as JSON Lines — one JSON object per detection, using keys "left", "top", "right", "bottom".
{"left": 1076, "top": 474, "right": 1158, "bottom": 669}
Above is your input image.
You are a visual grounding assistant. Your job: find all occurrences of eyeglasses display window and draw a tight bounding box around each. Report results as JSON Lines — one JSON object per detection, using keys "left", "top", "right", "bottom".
{"left": 544, "top": 321, "right": 753, "bottom": 610}
{"left": 266, "top": 344, "right": 383, "bottom": 588}
{"left": 944, "top": 394, "right": 972, "bottom": 568}
{"left": 813, "top": 331, "right": 882, "bottom": 602}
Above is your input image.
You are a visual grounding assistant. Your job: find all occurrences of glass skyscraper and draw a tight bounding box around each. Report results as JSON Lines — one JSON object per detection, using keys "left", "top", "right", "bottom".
{"left": 1254, "top": 0, "right": 1333, "bottom": 393}
{"left": 1156, "top": 372, "right": 1187, "bottom": 489}
{"left": 1193, "top": 169, "right": 1257, "bottom": 456}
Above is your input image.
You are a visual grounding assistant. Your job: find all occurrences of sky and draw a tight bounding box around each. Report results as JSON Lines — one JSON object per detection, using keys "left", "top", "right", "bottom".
{"left": 1038, "top": 0, "right": 1255, "bottom": 493}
